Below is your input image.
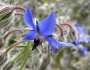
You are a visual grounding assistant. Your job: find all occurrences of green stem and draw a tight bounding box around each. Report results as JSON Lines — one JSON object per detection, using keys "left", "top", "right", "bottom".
{"left": 18, "top": 48, "right": 30, "bottom": 70}
{"left": 11, "top": 46, "right": 28, "bottom": 63}
{"left": 18, "top": 41, "right": 32, "bottom": 70}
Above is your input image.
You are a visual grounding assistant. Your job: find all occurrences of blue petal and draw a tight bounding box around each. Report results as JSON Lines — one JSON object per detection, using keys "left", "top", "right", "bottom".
{"left": 78, "top": 46, "right": 88, "bottom": 57}
{"left": 82, "top": 47, "right": 87, "bottom": 52}
{"left": 81, "top": 24, "right": 85, "bottom": 32}
{"left": 74, "top": 22, "right": 85, "bottom": 36}
{"left": 85, "top": 37, "right": 90, "bottom": 42}
{"left": 81, "top": 47, "right": 88, "bottom": 58}
{"left": 24, "top": 6, "right": 36, "bottom": 31}
{"left": 74, "top": 39, "right": 82, "bottom": 45}
{"left": 23, "top": 30, "right": 36, "bottom": 41}
{"left": 46, "top": 37, "right": 74, "bottom": 47}
{"left": 74, "top": 22, "right": 81, "bottom": 34}
{"left": 77, "top": 44, "right": 87, "bottom": 52}
{"left": 47, "top": 40, "right": 56, "bottom": 51}
{"left": 38, "top": 11, "right": 56, "bottom": 36}
{"left": 74, "top": 22, "right": 79, "bottom": 29}
{"left": 79, "top": 24, "right": 85, "bottom": 36}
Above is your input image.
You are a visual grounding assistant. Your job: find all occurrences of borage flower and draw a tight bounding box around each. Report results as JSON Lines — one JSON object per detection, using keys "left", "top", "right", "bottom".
{"left": 72, "top": 22, "right": 89, "bottom": 57}
{"left": 23, "top": 6, "right": 74, "bottom": 51}
{"left": 74, "top": 22, "right": 90, "bottom": 44}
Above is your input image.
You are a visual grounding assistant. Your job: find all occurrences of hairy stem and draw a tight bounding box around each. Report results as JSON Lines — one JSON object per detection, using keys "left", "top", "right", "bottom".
{"left": 56, "top": 24, "right": 63, "bottom": 37}
{"left": 11, "top": 46, "right": 28, "bottom": 63}
{"left": 3, "top": 28, "right": 24, "bottom": 39}
{"left": 4, "top": 40, "right": 23, "bottom": 54}
{"left": 12, "top": 6, "right": 25, "bottom": 11}
{"left": 15, "top": 12, "right": 23, "bottom": 16}
{"left": 18, "top": 45, "right": 30, "bottom": 70}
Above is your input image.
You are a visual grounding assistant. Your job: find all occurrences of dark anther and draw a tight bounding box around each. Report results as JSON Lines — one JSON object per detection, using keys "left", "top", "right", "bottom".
{"left": 32, "top": 39, "right": 42, "bottom": 51}
{"left": 72, "top": 41, "right": 76, "bottom": 45}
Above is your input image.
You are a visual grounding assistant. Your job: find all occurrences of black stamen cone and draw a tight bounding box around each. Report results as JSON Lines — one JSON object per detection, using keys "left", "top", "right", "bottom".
{"left": 72, "top": 41, "right": 76, "bottom": 45}
{"left": 32, "top": 39, "right": 42, "bottom": 51}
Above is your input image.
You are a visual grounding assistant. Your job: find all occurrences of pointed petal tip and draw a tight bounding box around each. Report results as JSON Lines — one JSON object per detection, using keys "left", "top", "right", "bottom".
{"left": 26, "top": 6, "right": 30, "bottom": 9}
{"left": 24, "top": 6, "right": 36, "bottom": 30}
{"left": 51, "top": 10, "right": 55, "bottom": 17}
{"left": 48, "top": 10, "right": 55, "bottom": 20}
{"left": 81, "top": 23, "right": 85, "bottom": 30}
{"left": 51, "top": 10, "right": 55, "bottom": 14}
{"left": 25, "top": 6, "right": 31, "bottom": 14}
{"left": 74, "top": 21, "right": 79, "bottom": 28}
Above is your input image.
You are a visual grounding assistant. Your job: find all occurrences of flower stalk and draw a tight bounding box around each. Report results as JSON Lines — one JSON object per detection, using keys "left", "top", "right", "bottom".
{"left": 15, "top": 12, "right": 23, "bottom": 16}
{"left": 3, "top": 28, "right": 24, "bottom": 39}
{"left": 12, "top": 6, "right": 25, "bottom": 11}
{"left": 56, "top": 24, "right": 63, "bottom": 37}
{"left": 3, "top": 40, "right": 23, "bottom": 54}
{"left": 18, "top": 41, "right": 31, "bottom": 70}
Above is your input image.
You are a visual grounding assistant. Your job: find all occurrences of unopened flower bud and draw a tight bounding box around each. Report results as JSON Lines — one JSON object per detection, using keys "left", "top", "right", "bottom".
{"left": 0, "top": 7, "right": 14, "bottom": 29}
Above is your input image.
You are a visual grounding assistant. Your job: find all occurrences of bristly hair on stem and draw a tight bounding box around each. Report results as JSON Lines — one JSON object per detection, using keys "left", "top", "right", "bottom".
{"left": 56, "top": 24, "right": 63, "bottom": 37}
{"left": 3, "top": 28, "right": 24, "bottom": 39}
{"left": 3, "top": 40, "right": 23, "bottom": 54}
{"left": 15, "top": 12, "right": 23, "bottom": 16}
{"left": 12, "top": 6, "right": 25, "bottom": 11}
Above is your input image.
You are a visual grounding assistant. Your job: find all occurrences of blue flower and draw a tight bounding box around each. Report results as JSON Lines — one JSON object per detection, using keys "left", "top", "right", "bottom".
{"left": 72, "top": 39, "right": 88, "bottom": 57}
{"left": 23, "top": 6, "right": 74, "bottom": 51}
{"left": 74, "top": 22, "right": 90, "bottom": 43}
{"left": 73, "top": 22, "right": 89, "bottom": 57}
{"left": 77, "top": 44, "right": 88, "bottom": 58}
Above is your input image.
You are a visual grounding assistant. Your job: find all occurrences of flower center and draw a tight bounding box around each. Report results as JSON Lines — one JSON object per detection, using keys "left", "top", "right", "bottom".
{"left": 35, "top": 33, "right": 45, "bottom": 42}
